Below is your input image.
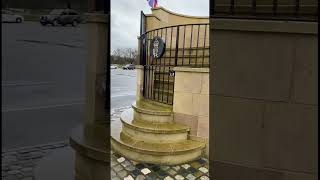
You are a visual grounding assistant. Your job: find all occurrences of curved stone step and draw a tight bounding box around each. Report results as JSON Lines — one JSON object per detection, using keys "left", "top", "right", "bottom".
{"left": 111, "top": 127, "right": 205, "bottom": 165}
{"left": 121, "top": 108, "right": 190, "bottom": 143}
{"left": 132, "top": 100, "right": 173, "bottom": 123}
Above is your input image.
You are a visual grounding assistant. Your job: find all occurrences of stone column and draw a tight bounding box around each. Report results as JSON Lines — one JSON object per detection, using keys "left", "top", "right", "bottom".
{"left": 136, "top": 65, "right": 144, "bottom": 102}
{"left": 70, "top": 13, "right": 109, "bottom": 180}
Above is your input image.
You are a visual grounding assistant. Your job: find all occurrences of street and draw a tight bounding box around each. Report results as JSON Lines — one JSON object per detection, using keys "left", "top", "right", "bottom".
{"left": 2, "top": 22, "right": 136, "bottom": 150}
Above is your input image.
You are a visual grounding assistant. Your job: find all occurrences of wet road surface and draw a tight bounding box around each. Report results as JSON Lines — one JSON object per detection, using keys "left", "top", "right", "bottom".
{"left": 2, "top": 22, "right": 136, "bottom": 150}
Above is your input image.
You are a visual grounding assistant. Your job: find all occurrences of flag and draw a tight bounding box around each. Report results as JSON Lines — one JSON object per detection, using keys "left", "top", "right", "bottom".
{"left": 147, "top": 0, "right": 158, "bottom": 8}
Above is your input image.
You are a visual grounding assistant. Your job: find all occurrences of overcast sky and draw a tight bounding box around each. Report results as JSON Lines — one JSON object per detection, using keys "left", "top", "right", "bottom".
{"left": 111, "top": 0, "right": 209, "bottom": 52}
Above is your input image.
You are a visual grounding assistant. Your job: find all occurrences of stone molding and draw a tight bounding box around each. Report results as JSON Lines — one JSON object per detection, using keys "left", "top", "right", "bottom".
{"left": 173, "top": 67, "right": 210, "bottom": 73}
{"left": 210, "top": 18, "right": 318, "bottom": 34}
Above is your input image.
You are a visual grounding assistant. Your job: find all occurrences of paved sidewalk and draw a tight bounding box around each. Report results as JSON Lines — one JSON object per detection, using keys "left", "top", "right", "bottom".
{"left": 2, "top": 141, "right": 69, "bottom": 180}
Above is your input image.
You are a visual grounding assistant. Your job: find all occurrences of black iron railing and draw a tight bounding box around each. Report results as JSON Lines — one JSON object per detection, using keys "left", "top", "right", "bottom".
{"left": 210, "top": 0, "right": 318, "bottom": 21}
{"left": 140, "top": 24, "right": 209, "bottom": 105}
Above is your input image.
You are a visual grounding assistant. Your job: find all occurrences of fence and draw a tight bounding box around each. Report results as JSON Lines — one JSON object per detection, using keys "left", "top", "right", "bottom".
{"left": 140, "top": 23, "right": 210, "bottom": 105}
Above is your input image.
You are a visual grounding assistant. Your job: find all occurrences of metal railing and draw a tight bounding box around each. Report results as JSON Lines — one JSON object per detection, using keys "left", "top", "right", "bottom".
{"left": 210, "top": 0, "right": 318, "bottom": 21}
{"left": 140, "top": 23, "right": 210, "bottom": 67}
{"left": 140, "top": 24, "right": 210, "bottom": 105}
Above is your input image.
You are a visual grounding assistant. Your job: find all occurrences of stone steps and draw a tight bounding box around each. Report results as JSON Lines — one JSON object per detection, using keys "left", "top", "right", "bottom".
{"left": 121, "top": 108, "right": 190, "bottom": 143}
{"left": 111, "top": 124, "right": 205, "bottom": 165}
{"left": 111, "top": 99, "right": 206, "bottom": 165}
{"left": 132, "top": 101, "right": 173, "bottom": 123}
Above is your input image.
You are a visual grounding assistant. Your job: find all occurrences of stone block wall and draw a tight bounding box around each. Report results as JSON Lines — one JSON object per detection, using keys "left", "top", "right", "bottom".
{"left": 173, "top": 67, "right": 209, "bottom": 156}
{"left": 210, "top": 18, "right": 318, "bottom": 180}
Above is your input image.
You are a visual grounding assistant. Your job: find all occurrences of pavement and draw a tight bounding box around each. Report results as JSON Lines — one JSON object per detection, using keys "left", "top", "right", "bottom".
{"left": 2, "top": 141, "right": 69, "bottom": 180}
{"left": 111, "top": 151, "right": 209, "bottom": 180}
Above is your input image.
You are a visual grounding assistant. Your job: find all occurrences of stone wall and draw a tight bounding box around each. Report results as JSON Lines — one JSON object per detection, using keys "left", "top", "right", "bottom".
{"left": 173, "top": 67, "right": 209, "bottom": 156}
{"left": 210, "top": 18, "right": 318, "bottom": 180}
{"left": 145, "top": 7, "right": 209, "bottom": 32}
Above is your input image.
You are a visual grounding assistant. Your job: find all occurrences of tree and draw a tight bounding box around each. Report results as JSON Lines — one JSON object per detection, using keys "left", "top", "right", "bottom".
{"left": 111, "top": 48, "right": 137, "bottom": 65}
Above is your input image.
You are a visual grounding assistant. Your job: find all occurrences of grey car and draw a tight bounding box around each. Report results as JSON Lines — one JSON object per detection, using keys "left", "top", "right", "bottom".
{"left": 40, "top": 9, "right": 81, "bottom": 26}
{"left": 122, "top": 64, "right": 135, "bottom": 70}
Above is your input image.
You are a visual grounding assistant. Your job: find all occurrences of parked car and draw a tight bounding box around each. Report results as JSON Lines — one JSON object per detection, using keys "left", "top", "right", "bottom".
{"left": 2, "top": 10, "right": 24, "bottom": 23}
{"left": 39, "top": 9, "right": 81, "bottom": 26}
{"left": 110, "top": 65, "right": 118, "bottom": 69}
{"left": 122, "top": 64, "right": 135, "bottom": 70}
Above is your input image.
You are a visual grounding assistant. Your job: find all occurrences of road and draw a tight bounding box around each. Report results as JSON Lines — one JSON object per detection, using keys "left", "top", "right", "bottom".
{"left": 2, "top": 22, "right": 136, "bottom": 150}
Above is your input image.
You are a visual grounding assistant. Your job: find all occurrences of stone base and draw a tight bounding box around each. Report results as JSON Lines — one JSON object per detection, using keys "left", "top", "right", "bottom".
{"left": 70, "top": 125, "right": 109, "bottom": 180}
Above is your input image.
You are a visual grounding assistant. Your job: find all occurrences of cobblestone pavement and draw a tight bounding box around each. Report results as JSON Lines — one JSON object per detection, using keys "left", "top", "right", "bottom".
{"left": 111, "top": 107, "right": 210, "bottom": 180}
{"left": 2, "top": 141, "right": 69, "bottom": 180}
{"left": 111, "top": 151, "right": 210, "bottom": 180}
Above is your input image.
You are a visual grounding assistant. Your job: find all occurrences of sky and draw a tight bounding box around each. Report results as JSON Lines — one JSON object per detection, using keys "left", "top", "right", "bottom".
{"left": 111, "top": 0, "right": 209, "bottom": 52}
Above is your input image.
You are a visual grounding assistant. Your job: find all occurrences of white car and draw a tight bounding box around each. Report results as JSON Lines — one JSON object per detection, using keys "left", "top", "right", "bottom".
{"left": 2, "top": 10, "right": 24, "bottom": 23}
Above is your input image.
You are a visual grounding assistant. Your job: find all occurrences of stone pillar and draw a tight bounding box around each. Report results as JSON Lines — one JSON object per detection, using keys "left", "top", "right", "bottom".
{"left": 70, "top": 13, "right": 109, "bottom": 180}
{"left": 210, "top": 19, "right": 318, "bottom": 180}
{"left": 173, "top": 67, "right": 210, "bottom": 157}
{"left": 136, "top": 65, "right": 144, "bottom": 102}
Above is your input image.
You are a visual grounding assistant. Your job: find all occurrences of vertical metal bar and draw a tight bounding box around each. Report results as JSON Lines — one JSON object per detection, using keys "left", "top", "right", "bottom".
{"left": 195, "top": 25, "right": 200, "bottom": 67}
{"left": 146, "top": 33, "right": 149, "bottom": 65}
{"left": 169, "top": 27, "right": 174, "bottom": 66}
{"left": 171, "top": 69, "right": 175, "bottom": 105}
{"left": 156, "top": 30, "right": 159, "bottom": 65}
{"left": 295, "top": 0, "right": 300, "bottom": 17}
{"left": 150, "top": 31, "right": 154, "bottom": 65}
{"left": 160, "top": 28, "right": 163, "bottom": 66}
{"left": 167, "top": 67, "right": 170, "bottom": 104}
{"left": 182, "top": 25, "right": 186, "bottom": 66}
{"left": 202, "top": 24, "right": 207, "bottom": 67}
{"left": 144, "top": 34, "right": 147, "bottom": 97}
{"left": 273, "top": 0, "right": 278, "bottom": 16}
{"left": 189, "top": 25, "right": 193, "bottom": 65}
{"left": 252, "top": 0, "right": 256, "bottom": 15}
{"left": 161, "top": 66, "right": 165, "bottom": 102}
{"left": 157, "top": 66, "right": 159, "bottom": 102}
{"left": 230, "top": 0, "right": 235, "bottom": 15}
{"left": 175, "top": 26, "right": 180, "bottom": 66}
{"left": 146, "top": 65, "right": 149, "bottom": 99}
{"left": 149, "top": 63, "right": 151, "bottom": 99}
{"left": 151, "top": 65, "right": 153, "bottom": 100}
{"left": 210, "top": 0, "right": 215, "bottom": 17}
{"left": 164, "top": 28, "right": 168, "bottom": 66}
{"left": 143, "top": 65, "right": 146, "bottom": 98}
{"left": 154, "top": 66, "right": 156, "bottom": 100}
